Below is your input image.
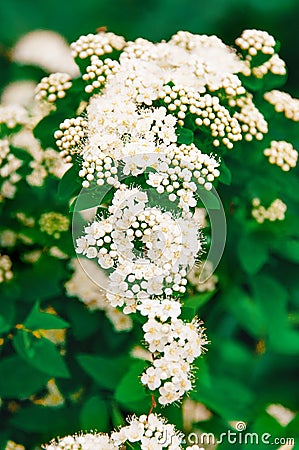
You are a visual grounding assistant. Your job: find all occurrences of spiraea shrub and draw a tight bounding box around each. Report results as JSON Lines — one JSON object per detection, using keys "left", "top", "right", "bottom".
{"left": 0, "top": 28, "right": 298, "bottom": 449}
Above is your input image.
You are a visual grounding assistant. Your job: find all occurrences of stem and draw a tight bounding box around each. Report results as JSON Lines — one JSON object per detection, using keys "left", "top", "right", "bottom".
{"left": 148, "top": 394, "right": 157, "bottom": 416}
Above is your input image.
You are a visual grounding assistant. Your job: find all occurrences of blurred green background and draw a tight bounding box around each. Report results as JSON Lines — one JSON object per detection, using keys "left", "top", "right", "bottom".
{"left": 0, "top": 0, "right": 299, "bottom": 93}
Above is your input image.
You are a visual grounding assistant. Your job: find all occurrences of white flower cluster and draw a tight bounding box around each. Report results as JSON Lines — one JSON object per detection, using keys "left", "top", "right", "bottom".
{"left": 44, "top": 432, "right": 118, "bottom": 450}
{"left": 12, "top": 129, "right": 70, "bottom": 187}
{"left": 229, "top": 94, "right": 268, "bottom": 141}
{"left": 264, "top": 140, "right": 298, "bottom": 171}
{"left": 235, "top": 29, "right": 276, "bottom": 59}
{"left": 44, "top": 413, "right": 204, "bottom": 450}
{"left": 112, "top": 413, "right": 184, "bottom": 449}
{"left": 1, "top": 80, "right": 36, "bottom": 108}
{"left": 65, "top": 259, "right": 133, "bottom": 332}
{"left": 146, "top": 143, "right": 220, "bottom": 211}
{"left": 0, "top": 105, "right": 28, "bottom": 129}
{"left": 0, "top": 138, "right": 10, "bottom": 164}
{"left": 35, "top": 73, "right": 72, "bottom": 103}
{"left": 70, "top": 31, "right": 126, "bottom": 60}
{"left": 83, "top": 56, "right": 119, "bottom": 94}
{"left": 27, "top": 148, "right": 70, "bottom": 186}
{"left": 252, "top": 198, "right": 287, "bottom": 223}
{"left": 264, "top": 90, "right": 299, "bottom": 122}
{"left": 138, "top": 298, "right": 206, "bottom": 405}
{"left": 241, "top": 54, "right": 286, "bottom": 79}
{"left": 0, "top": 139, "right": 22, "bottom": 201}
{"left": 157, "top": 87, "right": 243, "bottom": 148}
{"left": 187, "top": 260, "right": 218, "bottom": 293}
{"left": 5, "top": 441, "right": 25, "bottom": 450}
{"left": 54, "top": 116, "right": 88, "bottom": 162}
{"left": 12, "top": 30, "right": 79, "bottom": 76}
{"left": 0, "top": 254, "right": 13, "bottom": 283}
{"left": 76, "top": 187, "right": 202, "bottom": 312}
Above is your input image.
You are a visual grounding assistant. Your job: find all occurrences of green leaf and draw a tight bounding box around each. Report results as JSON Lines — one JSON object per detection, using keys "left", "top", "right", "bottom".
{"left": 176, "top": 127, "right": 194, "bottom": 145}
{"left": 58, "top": 164, "right": 81, "bottom": 200}
{"left": 0, "top": 355, "right": 49, "bottom": 398}
{"left": 192, "top": 374, "right": 254, "bottom": 420}
{"left": 13, "top": 330, "right": 70, "bottom": 378}
{"left": 70, "top": 184, "right": 112, "bottom": 212}
{"left": 111, "top": 404, "right": 125, "bottom": 428}
{"left": 185, "top": 291, "right": 215, "bottom": 311}
{"left": 24, "top": 302, "right": 70, "bottom": 331}
{"left": 218, "top": 160, "right": 232, "bottom": 185}
{"left": 115, "top": 360, "right": 150, "bottom": 410}
{"left": 10, "top": 404, "right": 80, "bottom": 435}
{"left": 80, "top": 395, "right": 109, "bottom": 431}
{"left": 250, "top": 275, "right": 288, "bottom": 330}
{"left": 16, "top": 254, "right": 67, "bottom": 302}
{"left": 33, "top": 112, "right": 67, "bottom": 148}
{"left": 224, "top": 287, "right": 265, "bottom": 337}
{"left": 77, "top": 354, "right": 131, "bottom": 390}
{"left": 237, "top": 235, "right": 268, "bottom": 274}
{"left": 0, "top": 300, "right": 15, "bottom": 334}
{"left": 273, "top": 239, "right": 299, "bottom": 263}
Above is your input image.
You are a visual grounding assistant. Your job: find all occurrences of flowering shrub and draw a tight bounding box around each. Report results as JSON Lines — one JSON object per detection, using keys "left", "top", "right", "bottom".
{"left": 0, "top": 28, "right": 298, "bottom": 449}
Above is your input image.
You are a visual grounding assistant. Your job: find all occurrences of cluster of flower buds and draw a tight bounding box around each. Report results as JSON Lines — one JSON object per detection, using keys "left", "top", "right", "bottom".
{"left": 70, "top": 31, "right": 126, "bottom": 60}
{"left": 252, "top": 198, "right": 287, "bottom": 223}
{"left": 35, "top": 73, "right": 72, "bottom": 103}
{"left": 235, "top": 29, "right": 276, "bottom": 60}
{"left": 264, "top": 90, "right": 299, "bottom": 121}
{"left": 264, "top": 140, "right": 298, "bottom": 171}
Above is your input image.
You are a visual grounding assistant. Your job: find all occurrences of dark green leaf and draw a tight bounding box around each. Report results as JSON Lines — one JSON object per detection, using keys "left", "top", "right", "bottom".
{"left": 0, "top": 355, "right": 49, "bottom": 398}
{"left": 58, "top": 164, "right": 81, "bottom": 200}
{"left": 115, "top": 360, "right": 150, "bottom": 408}
{"left": 176, "top": 127, "right": 194, "bottom": 144}
{"left": 13, "top": 330, "right": 70, "bottom": 378}
{"left": 237, "top": 235, "right": 268, "bottom": 274}
{"left": 25, "top": 302, "right": 70, "bottom": 331}
{"left": 0, "top": 300, "right": 15, "bottom": 334}
{"left": 77, "top": 354, "right": 131, "bottom": 390}
{"left": 80, "top": 395, "right": 109, "bottom": 431}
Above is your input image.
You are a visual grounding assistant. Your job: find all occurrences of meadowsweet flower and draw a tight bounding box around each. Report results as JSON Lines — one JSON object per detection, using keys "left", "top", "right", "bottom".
{"left": 38, "top": 212, "right": 69, "bottom": 238}
{"left": 264, "top": 90, "right": 299, "bottom": 121}
{"left": 146, "top": 142, "right": 220, "bottom": 211}
{"left": 70, "top": 31, "right": 126, "bottom": 60}
{"left": 229, "top": 94, "right": 268, "bottom": 141}
{"left": 83, "top": 56, "right": 120, "bottom": 94}
{"left": 0, "top": 105, "right": 28, "bottom": 130}
{"left": 35, "top": 73, "right": 72, "bottom": 103}
{"left": 187, "top": 260, "right": 218, "bottom": 292}
{"left": 54, "top": 116, "right": 88, "bottom": 162}
{"left": 138, "top": 298, "right": 207, "bottom": 405}
{"left": 0, "top": 254, "right": 13, "bottom": 283}
{"left": 1, "top": 80, "right": 36, "bottom": 107}
{"left": 0, "top": 140, "right": 23, "bottom": 201}
{"left": 111, "top": 413, "right": 184, "bottom": 449}
{"left": 12, "top": 30, "right": 79, "bottom": 76}
{"left": 264, "top": 140, "right": 298, "bottom": 171}
{"left": 5, "top": 441, "right": 25, "bottom": 450}
{"left": 0, "top": 230, "right": 17, "bottom": 248}
{"left": 43, "top": 432, "right": 118, "bottom": 449}
{"left": 241, "top": 54, "right": 286, "bottom": 78}
{"left": 65, "top": 259, "right": 133, "bottom": 332}
{"left": 235, "top": 29, "right": 276, "bottom": 60}
{"left": 252, "top": 198, "right": 287, "bottom": 223}
{"left": 32, "top": 379, "right": 64, "bottom": 407}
